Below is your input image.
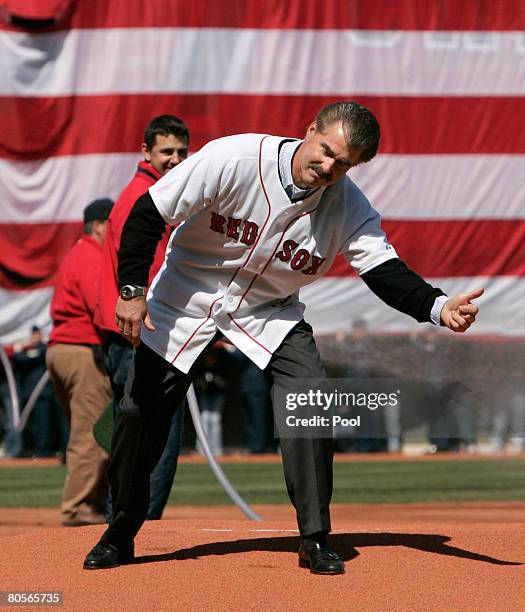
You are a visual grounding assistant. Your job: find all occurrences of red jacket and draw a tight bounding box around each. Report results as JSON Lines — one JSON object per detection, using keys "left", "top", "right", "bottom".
{"left": 95, "top": 162, "right": 171, "bottom": 334}
{"left": 49, "top": 235, "right": 104, "bottom": 345}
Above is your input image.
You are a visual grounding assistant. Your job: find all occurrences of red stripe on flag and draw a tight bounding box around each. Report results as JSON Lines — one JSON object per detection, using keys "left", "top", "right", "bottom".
{"left": 0, "top": 222, "right": 82, "bottom": 290}
{"left": 1, "top": 0, "right": 523, "bottom": 32}
{"left": 1, "top": 95, "right": 523, "bottom": 160}
{"left": 1, "top": 218, "right": 524, "bottom": 291}
{"left": 328, "top": 219, "right": 525, "bottom": 279}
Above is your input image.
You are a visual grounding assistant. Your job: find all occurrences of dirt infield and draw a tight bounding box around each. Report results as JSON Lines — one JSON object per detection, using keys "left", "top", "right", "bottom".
{"left": 1, "top": 503, "right": 524, "bottom": 611}
{"left": 0, "top": 450, "right": 509, "bottom": 468}
{"left": 2, "top": 501, "right": 525, "bottom": 537}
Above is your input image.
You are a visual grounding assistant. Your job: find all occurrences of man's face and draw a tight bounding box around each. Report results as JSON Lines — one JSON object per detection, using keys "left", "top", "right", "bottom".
{"left": 292, "top": 121, "right": 362, "bottom": 189}
{"left": 92, "top": 219, "right": 108, "bottom": 245}
{"left": 142, "top": 134, "right": 189, "bottom": 175}
{"left": 29, "top": 330, "right": 42, "bottom": 346}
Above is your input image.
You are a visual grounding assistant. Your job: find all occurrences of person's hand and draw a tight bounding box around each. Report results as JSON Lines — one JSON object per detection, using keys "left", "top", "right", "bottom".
{"left": 440, "top": 288, "right": 484, "bottom": 333}
{"left": 115, "top": 296, "right": 155, "bottom": 347}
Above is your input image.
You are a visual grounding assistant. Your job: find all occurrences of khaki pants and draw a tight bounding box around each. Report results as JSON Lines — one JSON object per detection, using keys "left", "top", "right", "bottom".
{"left": 46, "top": 344, "right": 112, "bottom": 522}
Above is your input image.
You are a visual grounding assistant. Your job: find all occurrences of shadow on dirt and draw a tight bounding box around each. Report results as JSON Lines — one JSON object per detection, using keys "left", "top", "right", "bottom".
{"left": 133, "top": 532, "right": 522, "bottom": 566}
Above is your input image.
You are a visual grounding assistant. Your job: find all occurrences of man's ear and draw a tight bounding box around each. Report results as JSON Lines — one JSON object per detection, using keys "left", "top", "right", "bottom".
{"left": 141, "top": 142, "right": 150, "bottom": 161}
{"left": 305, "top": 122, "right": 317, "bottom": 139}
{"left": 92, "top": 219, "right": 104, "bottom": 233}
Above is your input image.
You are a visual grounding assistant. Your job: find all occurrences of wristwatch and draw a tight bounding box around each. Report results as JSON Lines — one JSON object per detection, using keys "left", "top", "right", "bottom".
{"left": 119, "top": 285, "right": 146, "bottom": 300}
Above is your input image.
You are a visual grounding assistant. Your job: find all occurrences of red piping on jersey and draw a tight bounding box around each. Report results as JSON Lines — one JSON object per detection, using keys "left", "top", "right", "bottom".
{"left": 171, "top": 133, "right": 273, "bottom": 364}
{"left": 233, "top": 273, "right": 259, "bottom": 312}
{"left": 225, "top": 207, "right": 320, "bottom": 354}
{"left": 227, "top": 314, "right": 272, "bottom": 355}
{"left": 226, "top": 175, "right": 323, "bottom": 353}
{"left": 173, "top": 137, "right": 317, "bottom": 363}
{"left": 234, "top": 206, "right": 323, "bottom": 313}
{"left": 170, "top": 296, "right": 223, "bottom": 363}
{"left": 241, "top": 136, "right": 273, "bottom": 269}
{"left": 170, "top": 266, "right": 241, "bottom": 364}
{"left": 262, "top": 208, "right": 321, "bottom": 277}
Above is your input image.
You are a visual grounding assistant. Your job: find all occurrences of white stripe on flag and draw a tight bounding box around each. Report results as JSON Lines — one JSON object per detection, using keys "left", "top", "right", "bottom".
{"left": 0, "top": 154, "right": 139, "bottom": 223}
{"left": 1, "top": 29, "right": 524, "bottom": 96}
{"left": 301, "top": 276, "right": 523, "bottom": 336}
{"left": 351, "top": 154, "right": 525, "bottom": 220}
{"left": 1, "top": 153, "right": 523, "bottom": 223}
{"left": 0, "top": 287, "right": 53, "bottom": 344}
{"left": 0, "top": 276, "right": 519, "bottom": 345}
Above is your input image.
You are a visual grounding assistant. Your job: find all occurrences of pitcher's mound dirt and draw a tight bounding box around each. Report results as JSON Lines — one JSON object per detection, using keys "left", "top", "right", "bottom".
{"left": 0, "top": 507, "right": 523, "bottom": 611}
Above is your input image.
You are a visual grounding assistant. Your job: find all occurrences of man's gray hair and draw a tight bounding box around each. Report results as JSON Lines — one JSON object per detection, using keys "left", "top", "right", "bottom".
{"left": 315, "top": 101, "right": 380, "bottom": 164}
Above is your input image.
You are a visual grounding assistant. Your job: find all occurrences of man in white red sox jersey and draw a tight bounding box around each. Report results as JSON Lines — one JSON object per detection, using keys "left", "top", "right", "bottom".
{"left": 84, "top": 101, "right": 483, "bottom": 574}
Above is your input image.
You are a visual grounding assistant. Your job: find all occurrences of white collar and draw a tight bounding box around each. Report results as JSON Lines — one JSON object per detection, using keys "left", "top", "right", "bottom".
{"left": 278, "top": 139, "right": 316, "bottom": 201}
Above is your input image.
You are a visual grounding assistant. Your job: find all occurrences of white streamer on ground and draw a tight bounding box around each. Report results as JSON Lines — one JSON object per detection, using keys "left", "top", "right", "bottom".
{"left": 186, "top": 383, "right": 261, "bottom": 521}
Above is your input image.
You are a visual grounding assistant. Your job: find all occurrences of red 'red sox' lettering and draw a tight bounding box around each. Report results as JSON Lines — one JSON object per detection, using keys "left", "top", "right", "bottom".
{"left": 275, "top": 240, "right": 299, "bottom": 262}
{"left": 275, "top": 240, "right": 326, "bottom": 275}
{"left": 209, "top": 212, "right": 259, "bottom": 246}
{"left": 226, "top": 217, "right": 241, "bottom": 239}
{"left": 291, "top": 249, "right": 310, "bottom": 270}
{"left": 302, "top": 255, "right": 326, "bottom": 275}
{"left": 210, "top": 212, "right": 226, "bottom": 233}
{"left": 240, "top": 221, "right": 258, "bottom": 246}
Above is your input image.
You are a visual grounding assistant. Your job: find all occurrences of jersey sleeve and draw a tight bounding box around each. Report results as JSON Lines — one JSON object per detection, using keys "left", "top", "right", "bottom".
{"left": 148, "top": 142, "right": 223, "bottom": 226}
{"left": 338, "top": 184, "right": 398, "bottom": 275}
{"left": 336, "top": 181, "right": 445, "bottom": 322}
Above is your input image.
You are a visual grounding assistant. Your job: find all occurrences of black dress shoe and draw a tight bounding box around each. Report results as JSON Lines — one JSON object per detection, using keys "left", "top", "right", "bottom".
{"left": 83, "top": 542, "right": 134, "bottom": 570}
{"left": 298, "top": 538, "right": 345, "bottom": 575}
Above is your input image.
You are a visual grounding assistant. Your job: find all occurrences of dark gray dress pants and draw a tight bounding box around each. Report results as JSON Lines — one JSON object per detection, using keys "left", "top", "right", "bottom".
{"left": 100, "top": 321, "right": 333, "bottom": 549}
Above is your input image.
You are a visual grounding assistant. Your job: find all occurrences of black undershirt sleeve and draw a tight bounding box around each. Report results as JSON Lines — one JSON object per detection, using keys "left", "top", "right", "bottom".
{"left": 117, "top": 192, "right": 168, "bottom": 288}
{"left": 361, "top": 258, "right": 446, "bottom": 323}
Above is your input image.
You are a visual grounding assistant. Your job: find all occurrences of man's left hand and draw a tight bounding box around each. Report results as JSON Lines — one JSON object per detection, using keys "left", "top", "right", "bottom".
{"left": 440, "top": 288, "right": 484, "bottom": 333}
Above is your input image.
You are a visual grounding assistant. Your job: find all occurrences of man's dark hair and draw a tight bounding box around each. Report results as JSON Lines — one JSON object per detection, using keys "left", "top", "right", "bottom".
{"left": 82, "top": 198, "right": 113, "bottom": 235}
{"left": 315, "top": 101, "right": 380, "bottom": 164}
{"left": 144, "top": 114, "right": 189, "bottom": 149}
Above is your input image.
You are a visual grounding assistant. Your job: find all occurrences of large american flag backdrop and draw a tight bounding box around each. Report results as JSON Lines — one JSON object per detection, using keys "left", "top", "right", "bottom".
{"left": 0, "top": 0, "right": 524, "bottom": 344}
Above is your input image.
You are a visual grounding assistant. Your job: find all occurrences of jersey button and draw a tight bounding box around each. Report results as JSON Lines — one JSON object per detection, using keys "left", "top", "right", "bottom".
{"left": 228, "top": 297, "right": 234, "bottom": 303}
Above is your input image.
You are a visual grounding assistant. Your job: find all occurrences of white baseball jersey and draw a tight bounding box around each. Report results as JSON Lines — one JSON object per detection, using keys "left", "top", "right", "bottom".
{"left": 145, "top": 133, "right": 398, "bottom": 372}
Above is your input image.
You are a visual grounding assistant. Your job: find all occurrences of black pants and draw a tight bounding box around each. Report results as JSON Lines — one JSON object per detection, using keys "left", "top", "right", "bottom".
{"left": 100, "top": 321, "right": 333, "bottom": 549}
{"left": 103, "top": 332, "right": 185, "bottom": 520}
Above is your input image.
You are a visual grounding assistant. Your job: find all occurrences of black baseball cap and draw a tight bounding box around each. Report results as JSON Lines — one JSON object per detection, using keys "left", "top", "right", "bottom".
{"left": 83, "top": 198, "right": 114, "bottom": 223}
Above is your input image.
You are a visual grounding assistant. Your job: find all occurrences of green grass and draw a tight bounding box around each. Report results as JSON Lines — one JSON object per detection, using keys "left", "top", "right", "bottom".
{"left": 0, "top": 458, "right": 524, "bottom": 508}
